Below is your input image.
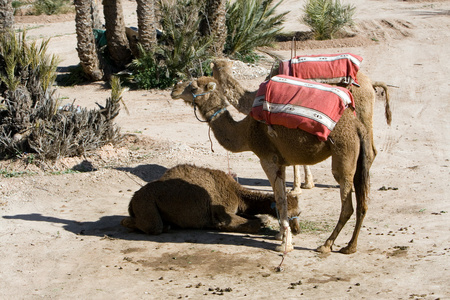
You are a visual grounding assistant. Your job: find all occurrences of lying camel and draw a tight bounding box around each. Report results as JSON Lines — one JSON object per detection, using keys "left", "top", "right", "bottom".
{"left": 171, "top": 77, "right": 372, "bottom": 254}
{"left": 121, "top": 164, "right": 301, "bottom": 235}
{"left": 212, "top": 58, "right": 392, "bottom": 193}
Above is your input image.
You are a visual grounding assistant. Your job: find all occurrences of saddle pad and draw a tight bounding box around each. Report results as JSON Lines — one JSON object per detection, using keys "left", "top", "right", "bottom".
{"left": 278, "top": 53, "right": 363, "bottom": 85}
{"left": 251, "top": 75, "right": 355, "bottom": 141}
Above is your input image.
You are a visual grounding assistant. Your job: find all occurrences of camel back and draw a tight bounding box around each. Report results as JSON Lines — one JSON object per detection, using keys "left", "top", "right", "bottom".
{"left": 278, "top": 53, "right": 363, "bottom": 86}
{"left": 251, "top": 75, "right": 355, "bottom": 141}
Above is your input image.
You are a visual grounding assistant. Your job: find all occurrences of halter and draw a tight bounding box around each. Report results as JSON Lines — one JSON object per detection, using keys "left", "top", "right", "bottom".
{"left": 190, "top": 83, "right": 227, "bottom": 122}
{"left": 271, "top": 202, "right": 299, "bottom": 222}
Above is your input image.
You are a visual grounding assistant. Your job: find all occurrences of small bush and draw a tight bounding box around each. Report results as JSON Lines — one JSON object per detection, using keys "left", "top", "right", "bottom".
{"left": 33, "top": 0, "right": 73, "bottom": 16}
{"left": 127, "top": 44, "right": 174, "bottom": 90}
{"left": 302, "top": 0, "right": 355, "bottom": 40}
{"left": 0, "top": 31, "right": 123, "bottom": 160}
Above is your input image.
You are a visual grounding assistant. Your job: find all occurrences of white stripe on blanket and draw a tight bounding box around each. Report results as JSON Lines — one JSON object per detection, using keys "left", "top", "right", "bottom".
{"left": 270, "top": 76, "right": 353, "bottom": 106}
{"left": 291, "top": 54, "right": 362, "bottom": 68}
{"left": 253, "top": 99, "right": 337, "bottom": 131}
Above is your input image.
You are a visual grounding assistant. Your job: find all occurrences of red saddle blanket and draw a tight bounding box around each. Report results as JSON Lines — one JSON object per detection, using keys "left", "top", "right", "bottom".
{"left": 251, "top": 75, "right": 355, "bottom": 141}
{"left": 278, "top": 53, "right": 363, "bottom": 85}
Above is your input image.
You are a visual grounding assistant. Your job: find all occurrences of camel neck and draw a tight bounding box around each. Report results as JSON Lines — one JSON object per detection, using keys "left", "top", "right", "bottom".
{"left": 207, "top": 109, "right": 252, "bottom": 153}
{"left": 237, "top": 190, "right": 277, "bottom": 217}
{"left": 217, "top": 73, "right": 256, "bottom": 115}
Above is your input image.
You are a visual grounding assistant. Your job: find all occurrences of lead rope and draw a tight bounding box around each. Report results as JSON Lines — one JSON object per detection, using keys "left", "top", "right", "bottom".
{"left": 271, "top": 202, "right": 290, "bottom": 272}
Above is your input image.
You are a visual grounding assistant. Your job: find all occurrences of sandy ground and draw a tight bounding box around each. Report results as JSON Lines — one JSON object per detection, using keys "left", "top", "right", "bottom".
{"left": 1, "top": 0, "right": 450, "bottom": 299}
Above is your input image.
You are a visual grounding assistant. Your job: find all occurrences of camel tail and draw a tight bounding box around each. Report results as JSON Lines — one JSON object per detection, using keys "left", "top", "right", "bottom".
{"left": 354, "top": 128, "right": 371, "bottom": 207}
{"left": 372, "top": 81, "right": 392, "bottom": 126}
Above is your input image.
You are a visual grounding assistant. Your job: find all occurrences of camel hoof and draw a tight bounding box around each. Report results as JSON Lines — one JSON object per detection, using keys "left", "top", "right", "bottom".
{"left": 288, "top": 187, "right": 302, "bottom": 195}
{"left": 339, "top": 246, "right": 357, "bottom": 254}
{"left": 275, "top": 243, "right": 294, "bottom": 253}
{"left": 301, "top": 182, "right": 315, "bottom": 189}
{"left": 316, "top": 245, "right": 331, "bottom": 253}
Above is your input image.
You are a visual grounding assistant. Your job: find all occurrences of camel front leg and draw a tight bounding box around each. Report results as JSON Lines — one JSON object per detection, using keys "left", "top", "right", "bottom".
{"left": 260, "top": 159, "right": 293, "bottom": 253}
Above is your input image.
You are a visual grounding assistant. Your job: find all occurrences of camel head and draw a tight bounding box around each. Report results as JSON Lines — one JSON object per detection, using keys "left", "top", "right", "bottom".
{"left": 171, "top": 77, "right": 228, "bottom": 121}
{"left": 212, "top": 58, "right": 233, "bottom": 77}
{"left": 287, "top": 194, "right": 301, "bottom": 235}
{"left": 171, "top": 77, "right": 218, "bottom": 103}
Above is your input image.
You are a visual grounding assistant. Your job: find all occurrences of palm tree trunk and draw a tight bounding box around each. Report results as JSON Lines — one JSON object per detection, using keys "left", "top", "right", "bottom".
{"left": 136, "top": 0, "right": 157, "bottom": 53}
{"left": 102, "top": 0, "right": 132, "bottom": 68}
{"left": 201, "top": 0, "right": 227, "bottom": 57}
{"left": 0, "top": 0, "right": 14, "bottom": 33}
{"left": 74, "top": 0, "right": 104, "bottom": 81}
{"left": 91, "top": 0, "right": 102, "bottom": 29}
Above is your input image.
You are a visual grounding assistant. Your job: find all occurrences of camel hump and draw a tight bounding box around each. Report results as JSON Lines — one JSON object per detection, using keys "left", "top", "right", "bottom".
{"left": 372, "top": 81, "right": 392, "bottom": 125}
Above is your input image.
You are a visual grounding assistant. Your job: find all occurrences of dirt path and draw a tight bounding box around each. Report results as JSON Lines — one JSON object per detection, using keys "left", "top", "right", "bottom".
{"left": 1, "top": 1, "right": 449, "bottom": 299}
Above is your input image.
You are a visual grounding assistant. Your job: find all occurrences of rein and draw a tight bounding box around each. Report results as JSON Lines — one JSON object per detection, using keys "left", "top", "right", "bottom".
{"left": 190, "top": 85, "right": 227, "bottom": 152}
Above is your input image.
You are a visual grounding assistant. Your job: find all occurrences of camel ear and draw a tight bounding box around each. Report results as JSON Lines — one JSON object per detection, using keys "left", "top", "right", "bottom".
{"left": 207, "top": 82, "right": 216, "bottom": 92}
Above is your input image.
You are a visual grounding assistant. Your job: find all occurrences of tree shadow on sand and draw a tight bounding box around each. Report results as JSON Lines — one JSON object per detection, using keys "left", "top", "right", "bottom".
{"left": 2, "top": 213, "right": 313, "bottom": 252}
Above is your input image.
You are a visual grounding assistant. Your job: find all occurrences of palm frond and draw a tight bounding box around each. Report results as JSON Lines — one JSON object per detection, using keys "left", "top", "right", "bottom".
{"left": 225, "top": 0, "right": 288, "bottom": 57}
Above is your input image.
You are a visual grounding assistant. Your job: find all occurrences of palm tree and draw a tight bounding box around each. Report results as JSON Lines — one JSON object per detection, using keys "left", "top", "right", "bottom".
{"left": 74, "top": 0, "right": 103, "bottom": 81}
{"left": 91, "top": 0, "right": 102, "bottom": 29}
{"left": 201, "top": 0, "right": 227, "bottom": 57}
{"left": 136, "top": 0, "right": 157, "bottom": 53}
{"left": 102, "top": 0, "right": 132, "bottom": 68}
{"left": 0, "top": 0, "right": 14, "bottom": 33}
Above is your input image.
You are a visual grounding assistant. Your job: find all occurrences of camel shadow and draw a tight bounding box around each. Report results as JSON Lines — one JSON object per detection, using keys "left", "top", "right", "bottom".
{"left": 115, "top": 163, "right": 339, "bottom": 191}
{"left": 116, "top": 164, "right": 168, "bottom": 182}
{"left": 2, "top": 213, "right": 312, "bottom": 252}
{"left": 237, "top": 176, "right": 339, "bottom": 190}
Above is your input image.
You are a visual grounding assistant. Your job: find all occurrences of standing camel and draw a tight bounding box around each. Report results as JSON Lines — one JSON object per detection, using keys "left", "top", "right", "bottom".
{"left": 171, "top": 77, "right": 372, "bottom": 254}
{"left": 212, "top": 58, "right": 392, "bottom": 193}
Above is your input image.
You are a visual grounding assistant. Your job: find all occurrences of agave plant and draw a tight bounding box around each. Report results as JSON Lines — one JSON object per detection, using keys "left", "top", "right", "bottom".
{"left": 302, "top": 0, "right": 356, "bottom": 40}
{"left": 225, "top": 0, "right": 288, "bottom": 58}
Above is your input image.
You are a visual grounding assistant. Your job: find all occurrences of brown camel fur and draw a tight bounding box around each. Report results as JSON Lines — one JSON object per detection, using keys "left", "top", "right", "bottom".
{"left": 171, "top": 77, "right": 372, "bottom": 254}
{"left": 212, "top": 59, "right": 392, "bottom": 193}
{"left": 121, "top": 164, "right": 301, "bottom": 235}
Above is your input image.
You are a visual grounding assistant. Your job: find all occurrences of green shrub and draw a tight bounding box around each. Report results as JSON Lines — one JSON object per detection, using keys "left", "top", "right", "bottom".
{"left": 225, "top": 0, "right": 287, "bottom": 59}
{"left": 127, "top": 44, "right": 174, "bottom": 90}
{"left": 156, "top": 0, "right": 213, "bottom": 80}
{"left": 33, "top": 0, "right": 73, "bottom": 15}
{"left": 302, "top": 0, "right": 355, "bottom": 40}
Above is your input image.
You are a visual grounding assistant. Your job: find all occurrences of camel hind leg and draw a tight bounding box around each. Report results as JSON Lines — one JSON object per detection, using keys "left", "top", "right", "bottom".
{"left": 289, "top": 165, "right": 314, "bottom": 195}
{"left": 317, "top": 140, "right": 359, "bottom": 254}
{"left": 318, "top": 128, "right": 371, "bottom": 254}
{"left": 316, "top": 178, "right": 355, "bottom": 254}
{"left": 301, "top": 165, "right": 315, "bottom": 189}
{"left": 340, "top": 131, "right": 371, "bottom": 254}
